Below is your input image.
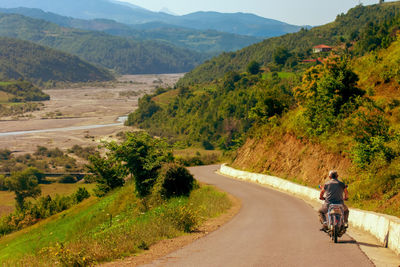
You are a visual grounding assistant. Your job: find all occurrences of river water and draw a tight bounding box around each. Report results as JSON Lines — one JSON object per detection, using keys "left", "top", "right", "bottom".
{"left": 0, "top": 116, "right": 128, "bottom": 137}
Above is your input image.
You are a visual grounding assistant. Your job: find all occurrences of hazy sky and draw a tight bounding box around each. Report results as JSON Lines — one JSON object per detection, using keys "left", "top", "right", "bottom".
{"left": 122, "top": 0, "right": 397, "bottom": 26}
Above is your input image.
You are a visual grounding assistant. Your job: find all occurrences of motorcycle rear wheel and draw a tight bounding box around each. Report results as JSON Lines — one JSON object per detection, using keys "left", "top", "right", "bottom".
{"left": 333, "top": 225, "right": 338, "bottom": 243}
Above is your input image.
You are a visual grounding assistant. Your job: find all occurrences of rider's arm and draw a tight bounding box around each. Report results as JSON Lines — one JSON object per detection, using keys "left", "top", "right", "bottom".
{"left": 319, "top": 189, "right": 326, "bottom": 200}
{"left": 344, "top": 187, "right": 349, "bottom": 201}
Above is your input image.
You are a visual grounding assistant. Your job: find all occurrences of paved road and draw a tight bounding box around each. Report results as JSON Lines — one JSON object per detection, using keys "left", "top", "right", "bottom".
{"left": 142, "top": 165, "right": 373, "bottom": 267}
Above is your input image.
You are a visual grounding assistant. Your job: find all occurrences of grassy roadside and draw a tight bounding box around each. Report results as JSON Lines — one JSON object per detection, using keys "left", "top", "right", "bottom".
{"left": 0, "top": 183, "right": 231, "bottom": 266}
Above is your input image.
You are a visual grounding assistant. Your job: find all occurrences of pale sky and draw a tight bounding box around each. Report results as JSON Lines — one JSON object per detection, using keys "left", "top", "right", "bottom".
{"left": 122, "top": 0, "right": 398, "bottom": 26}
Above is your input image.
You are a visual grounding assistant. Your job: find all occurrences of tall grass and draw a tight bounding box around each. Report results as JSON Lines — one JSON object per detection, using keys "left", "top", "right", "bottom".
{"left": 0, "top": 183, "right": 231, "bottom": 266}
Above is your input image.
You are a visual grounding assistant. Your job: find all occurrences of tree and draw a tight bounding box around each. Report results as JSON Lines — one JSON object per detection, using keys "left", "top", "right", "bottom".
{"left": 247, "top": 61, "right": 260, "bottom": 75}
{"left": 294, "top": 57, "right": 364, "bottom": 135}
{"left": 6, "top": 167, "right": 42, "bottom": 210}
{"left": 107, "top": 132, "right": 173, "bottom": 197}
{"left": 87, "top": 154, "right": 126, "bottom": 197}
{"left": 273, "top": 47, "right": 292, "bottom": 66}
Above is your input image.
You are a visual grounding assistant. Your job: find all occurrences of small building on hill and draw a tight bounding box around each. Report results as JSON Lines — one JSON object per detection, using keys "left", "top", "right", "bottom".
{"left": 313, "top": 45, "right": 332, "bottom": 53}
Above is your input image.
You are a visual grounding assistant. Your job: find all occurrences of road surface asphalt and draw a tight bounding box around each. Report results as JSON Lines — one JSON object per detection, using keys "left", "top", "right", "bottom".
{"left": 141, "top": 165, "right": 373, "bottom": 267}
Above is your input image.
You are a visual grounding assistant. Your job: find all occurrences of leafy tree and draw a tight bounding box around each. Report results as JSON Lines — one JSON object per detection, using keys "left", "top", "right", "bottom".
{"left": 73, "top": 187, "right": 91, "bottom": 203}
{"left": 6, "top": 167, "right": 42, "bottom": 210}
{"left": 273, "top": 47, "right": 292, "bottom": 66}
{"left": 247, "top": 60, "right": 261, "bottom": 75}
{"left": 87, "top": 154, "right": 127, "bottom": 197}
{"left": 294, "top": 57, "right": 364, "bottom": 135}
{"left": 107, "top": 132, "right": 173, "bottom": 197}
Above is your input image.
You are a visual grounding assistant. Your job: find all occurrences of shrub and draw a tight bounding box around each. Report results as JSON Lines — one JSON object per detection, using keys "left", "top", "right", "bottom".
{"left": 73, "top": 187, "right": 91, "bottom": 203}
{"left": 0, "top": 175, "right": 8, "bottom": 191}
{"left": 87, "top": 155, "right": 126, "bottom": 197}
{"left": 6, "top": 168, "right": 42, "bottom": 210}
{"left": 154, "top": 163, "right": 195, "bottom": 199}
{"left": 59, "top": 175, "right": 77, "bottom": 184}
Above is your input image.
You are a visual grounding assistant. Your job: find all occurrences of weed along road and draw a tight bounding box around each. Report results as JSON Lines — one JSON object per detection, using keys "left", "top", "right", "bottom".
{"left": 142, "top": 165, "right": 373, "bottom": 267}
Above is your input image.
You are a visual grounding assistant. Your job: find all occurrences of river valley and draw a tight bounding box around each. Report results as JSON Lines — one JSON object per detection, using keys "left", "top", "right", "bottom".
{"left": 0, "top": 74, "right": 183, "bottom": 155}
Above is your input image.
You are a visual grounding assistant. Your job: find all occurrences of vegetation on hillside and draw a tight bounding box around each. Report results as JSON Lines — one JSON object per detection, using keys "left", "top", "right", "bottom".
{"left": 0, "top": 132, "right": 231, "bottom": 265}
{"left": 0, "top": 80, "right": 49, "bottom": 102}
{"left": 0, "top": 13, "right": 205, "bottom": 74}
{"left": 178, "top": 2, "right": 400, "bottom": 86}
{"left": 127, "top": 69, "right": 296, "bottom": 150}
{"left": 0, "top": 37, "right": 114, "bottom": 83}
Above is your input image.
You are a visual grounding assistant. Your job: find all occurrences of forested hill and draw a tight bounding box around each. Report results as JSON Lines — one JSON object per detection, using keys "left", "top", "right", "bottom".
{"left": 0, "top": 13, "right": 205, "bottom": 74}
{"left": 178, "top": 2, "right": 400, "bottom": 86}
{"left": 0, "top": 37, "right": 113, "bottom": 83}
{"left": 0, "top": 7, "right": 262, "bottom": 54}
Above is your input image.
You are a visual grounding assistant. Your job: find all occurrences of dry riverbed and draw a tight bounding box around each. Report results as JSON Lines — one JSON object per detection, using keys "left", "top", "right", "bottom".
{"left": 0, "top": 74, "right": 183, "bottom": 154}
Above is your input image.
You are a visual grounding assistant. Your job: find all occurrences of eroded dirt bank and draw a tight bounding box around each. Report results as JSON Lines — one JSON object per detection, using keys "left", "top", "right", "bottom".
{"left": 232, "top": 133, "right": 352, "bottom": 186}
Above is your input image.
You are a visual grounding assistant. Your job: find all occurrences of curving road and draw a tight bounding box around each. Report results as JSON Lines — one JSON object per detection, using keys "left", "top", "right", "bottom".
{"left": 141, "top": 165, "right": 373, "bottom": 267}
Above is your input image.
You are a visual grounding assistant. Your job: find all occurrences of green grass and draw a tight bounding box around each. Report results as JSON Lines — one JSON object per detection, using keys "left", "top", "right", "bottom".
{"left": 152, "top": 89, "right": 179, "bottom": 107}
{"left": 0, "top": 183, "right": 231, "bottom": 265}
{"left": 0, "top": 82, "right": 14, "bottom": 86}
{"left": 0, "top": 183, "right": 96, "bottom": 216}
{"left": 262, "top": 72, "right": 296, "bottom": 80}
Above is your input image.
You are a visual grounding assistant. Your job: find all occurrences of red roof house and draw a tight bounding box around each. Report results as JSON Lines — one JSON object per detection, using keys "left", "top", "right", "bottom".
{"left": 313, "top": 45, "right": 332, "bottom": 53}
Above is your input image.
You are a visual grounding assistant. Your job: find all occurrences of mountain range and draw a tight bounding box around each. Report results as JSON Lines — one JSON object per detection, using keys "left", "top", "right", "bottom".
{"left": 0, "top": 7, "right": 262, "bottom": 54}
{"left": 0, "top": 0, "right": 304, "bottom": 37}
{"left": 0, "top": 13, "right": 205, "bottom": 74}
{"left": 0, "top": 37, "right": 113, "bottom": 83}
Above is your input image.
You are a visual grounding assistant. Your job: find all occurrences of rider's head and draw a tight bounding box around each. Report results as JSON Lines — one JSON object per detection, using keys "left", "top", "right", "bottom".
{"left": 329, "top": 170, "right": 338, "bottom": 179}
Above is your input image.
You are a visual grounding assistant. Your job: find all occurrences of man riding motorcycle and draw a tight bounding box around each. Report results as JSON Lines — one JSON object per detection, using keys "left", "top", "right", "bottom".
{"left": 319, "top": 170, "right": 349, "bottom": 230}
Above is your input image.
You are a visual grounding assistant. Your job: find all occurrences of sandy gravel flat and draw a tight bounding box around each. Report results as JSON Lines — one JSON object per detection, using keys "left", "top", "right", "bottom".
{"left": 0, "top": 74, "right": 183, "bottom": 154}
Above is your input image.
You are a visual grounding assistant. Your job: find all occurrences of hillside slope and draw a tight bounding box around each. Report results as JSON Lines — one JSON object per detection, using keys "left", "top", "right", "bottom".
{"left": 0, "top": 7, "right": 262, "bottom": 54}
{"left": 0, "top": 80, "right": 49, "bottom": 102}
{"left": 178, "top": 2, "right": 400, "bottom": 86}
{"left": 0, "top": 13, "right": 204, "bottom": 74}
{"left": 0, "top": 37, "right": 113, "bottom": 83}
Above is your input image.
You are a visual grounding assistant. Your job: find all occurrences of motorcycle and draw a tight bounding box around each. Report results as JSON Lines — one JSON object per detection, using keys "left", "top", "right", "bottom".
{"left": 324, "top": 204, "right": 347, "bottom": 243}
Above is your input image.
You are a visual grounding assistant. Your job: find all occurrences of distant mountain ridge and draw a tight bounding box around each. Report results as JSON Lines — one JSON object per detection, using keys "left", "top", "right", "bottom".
{"left": 0, "top": 37, "right": 114, "bottom": 83}
{"left": 0, "top": 13, "right": 205, "bottom": 74}
{"left": 0, "top": 7, "right": 262, "bottom": 54}
{"left": 0, "top": 0, "right": 303, "bottom": 37}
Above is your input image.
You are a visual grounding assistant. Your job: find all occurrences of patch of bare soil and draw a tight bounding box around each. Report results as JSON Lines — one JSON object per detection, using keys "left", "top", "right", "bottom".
{"left": 232, "top": 133, "right": 352, "bottom": 186}
{"left": 0, "top": 74, "right": 183, "bottom": 155}
{"left": 99, "top": 194, "right": 241, "bottom": 267}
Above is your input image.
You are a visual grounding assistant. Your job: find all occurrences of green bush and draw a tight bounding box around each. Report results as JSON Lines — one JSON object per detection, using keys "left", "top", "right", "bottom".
{"left": 73, "top": 187, "right": 91, "bottom": 203}
{"left": 87, "top": 155, "right": 126, "bottom": 197}
{"left": 59, "top": 175, "right": 77, "bottom": 184}
{"left": 0, "top": 175, "right": 8, "bottom": 191}
{"left": 154, "top": 163, "right": 195, "bottom": 199}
